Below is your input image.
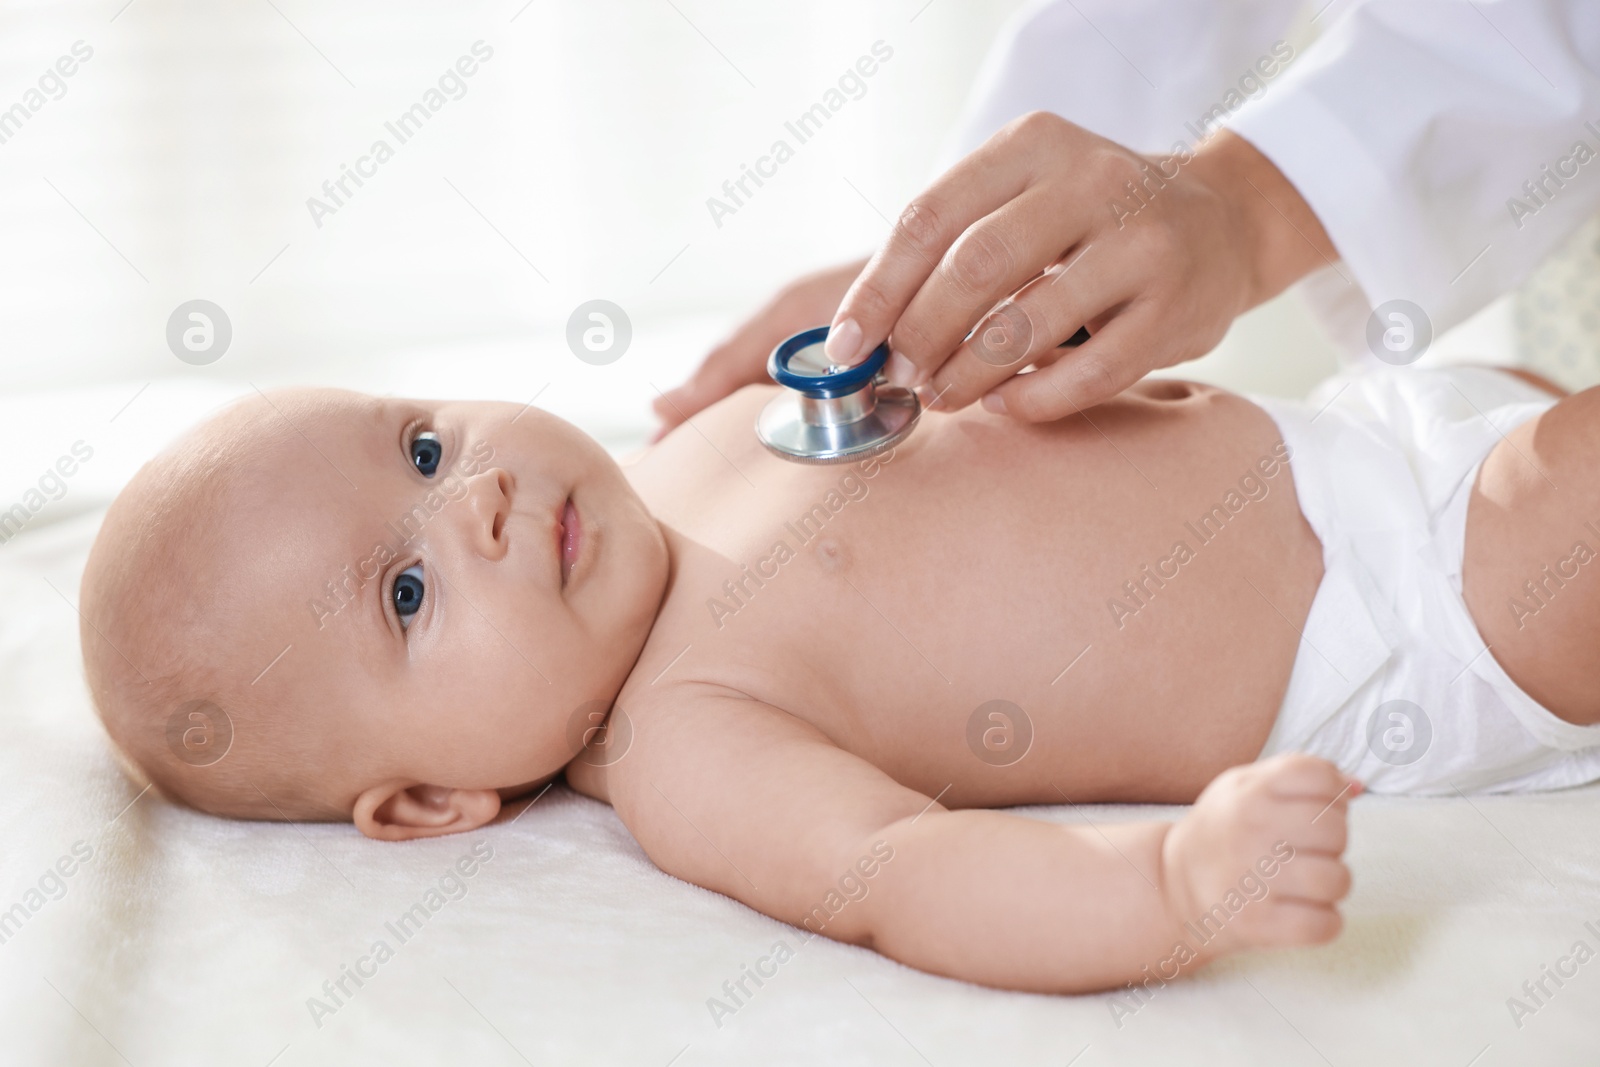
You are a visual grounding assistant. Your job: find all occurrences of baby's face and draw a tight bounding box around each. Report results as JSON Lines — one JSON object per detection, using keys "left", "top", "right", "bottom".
{"left": 218, "top": 389, "right": 667, "bottom": 827}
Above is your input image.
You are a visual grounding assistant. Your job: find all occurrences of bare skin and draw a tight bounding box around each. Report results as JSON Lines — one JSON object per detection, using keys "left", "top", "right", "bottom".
{"left": 78, "top": 53, "right": 1584, "bottom": 982}
{"left": 614, "top": 381, "right": 1319, "bottom": 810}
{"left": 579, "top": 379, "right": 1338, "bottom": 992}
{"left": 98, "top": 370, "right": 1600, "bottom": 994}
{"left": 1464, "top": 375, "right": 1600, "bottom": 726}
{"left": 655, "top": 120, "right": 1338, "bottom": 433}
{"left": 80, "top": 76, "right": 1593, "bottom": 988}
{"left": 88, "top": 375, "right": 1360, "bottom": 995}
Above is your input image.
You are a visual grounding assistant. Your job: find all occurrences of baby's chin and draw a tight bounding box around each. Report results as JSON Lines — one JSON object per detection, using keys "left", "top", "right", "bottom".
{"left": 496, "top": 770, "right": 563, "bottom": 803}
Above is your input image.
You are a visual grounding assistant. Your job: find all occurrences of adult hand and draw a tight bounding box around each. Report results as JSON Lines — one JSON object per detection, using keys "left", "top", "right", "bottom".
{"left": 821, "top": 113, "right": 1337, "bottom": 420}
{"left": 650, "top": 257, "right": 867, "bottom": 440}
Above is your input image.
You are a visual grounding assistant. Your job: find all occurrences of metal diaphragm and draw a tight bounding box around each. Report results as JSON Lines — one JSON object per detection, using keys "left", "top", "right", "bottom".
{"left": 755, "top": 326, "right": 921, "bottom": 464}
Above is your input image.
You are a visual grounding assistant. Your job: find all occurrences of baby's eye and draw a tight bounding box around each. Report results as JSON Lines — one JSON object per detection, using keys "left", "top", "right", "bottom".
{"left": 410, "top": 431, "right": 442, "bottom": 477}
{"left": 393, "top": 565, "right": 425, "bottom": 629}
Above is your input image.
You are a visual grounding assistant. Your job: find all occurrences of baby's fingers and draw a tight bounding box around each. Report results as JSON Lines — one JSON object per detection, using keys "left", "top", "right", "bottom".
{"left": 652, "top": 338, "right": 764, "bottom": 436}
{"left": 1270, "top": 854, "right": 1352, "bottom": 907}
{"left": 1265, "top": 800, "right": 1349, "bottom": 857}
{"left": 1253, "top": 899, "right": 1343, "bottom": 948}
{"left": 1258, "top": 752, "right": 1363, "bottom": 805}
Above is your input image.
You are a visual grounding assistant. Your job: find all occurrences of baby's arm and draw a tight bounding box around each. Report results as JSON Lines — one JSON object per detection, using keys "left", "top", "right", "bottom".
{"left": 606, "top": 688, "right": 1357, "bottom": 994}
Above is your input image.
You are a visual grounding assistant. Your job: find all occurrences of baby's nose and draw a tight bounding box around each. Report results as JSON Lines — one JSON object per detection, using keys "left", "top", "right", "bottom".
{"left": 454, "top": 468, "right": 512, "bottom": 560}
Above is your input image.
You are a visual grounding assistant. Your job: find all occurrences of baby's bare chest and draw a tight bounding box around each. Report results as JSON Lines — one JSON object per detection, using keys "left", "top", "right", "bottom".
{"left": 618, "top": 383, "right": 1316, "bottom": 804}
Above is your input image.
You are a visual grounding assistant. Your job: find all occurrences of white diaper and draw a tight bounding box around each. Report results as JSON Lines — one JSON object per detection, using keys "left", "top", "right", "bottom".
{"left": 1250, "top": 366, "right": 1600, "bottom": 795}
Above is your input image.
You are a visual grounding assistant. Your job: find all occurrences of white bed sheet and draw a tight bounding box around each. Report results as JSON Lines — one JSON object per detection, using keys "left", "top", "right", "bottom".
{"left": 3, "top": 361, "right": 1599, "bottom": 1065}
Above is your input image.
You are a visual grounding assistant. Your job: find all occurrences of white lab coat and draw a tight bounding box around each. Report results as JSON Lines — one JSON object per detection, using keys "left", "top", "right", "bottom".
{"left": 940, "top": 0, "right": 1600, "bottom": 371}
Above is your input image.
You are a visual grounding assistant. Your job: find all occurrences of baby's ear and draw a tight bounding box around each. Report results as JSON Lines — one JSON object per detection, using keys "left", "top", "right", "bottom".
{"left": 353, "top": 781, "right": 500, "bottom": 841}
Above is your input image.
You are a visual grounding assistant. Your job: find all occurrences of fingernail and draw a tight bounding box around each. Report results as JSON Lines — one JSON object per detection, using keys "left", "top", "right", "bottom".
{"left": 887, "top": 350, "right": 919, "bottom": 388}
{"left": 981, "top": 392, "right": 1007, "bottom": 414}
{"left": 825, "top": 318, "right": 863, "bottom": 365}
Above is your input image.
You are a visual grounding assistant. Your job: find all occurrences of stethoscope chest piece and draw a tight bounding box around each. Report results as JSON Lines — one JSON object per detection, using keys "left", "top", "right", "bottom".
{"left": 756, "top": 326, "right": 921, "bottom": 464}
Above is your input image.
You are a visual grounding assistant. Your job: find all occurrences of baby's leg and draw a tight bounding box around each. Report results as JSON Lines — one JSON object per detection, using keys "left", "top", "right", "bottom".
{"left": 1463, "top": 381, "right": 1600, "bottom": 724}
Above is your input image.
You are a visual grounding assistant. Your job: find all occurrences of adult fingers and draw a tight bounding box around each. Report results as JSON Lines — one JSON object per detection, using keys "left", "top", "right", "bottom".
{"left": 884, "top": 183, "right": 1088, "bottom": 387}
{"left": 979, "top": 304, "right": 1159, "bottom": 422}
{"left": 650, "top": 332, "right": 770, "bottom": 438}
{"left": 924, "top": 245, "right": 1131, "bottom": 413}
{"left": 823, "top": 116, "right": 1050, "bottom": 368}
{"left": 653, "top": 258, "right": 868, "bottom": 440}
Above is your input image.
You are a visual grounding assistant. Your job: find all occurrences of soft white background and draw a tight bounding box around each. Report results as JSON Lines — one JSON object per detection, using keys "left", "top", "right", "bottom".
{"left": 3, "top": 0, "right": 1032, "bottom": 389}
{"left": 0, "top": 0, "right": 1344, "bottom": 471}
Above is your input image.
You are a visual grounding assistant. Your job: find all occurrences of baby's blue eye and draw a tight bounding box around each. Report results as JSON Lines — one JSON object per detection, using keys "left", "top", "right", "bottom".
{"left": 410, "top": 431, "right": 442, "bottom": 477}
{"left": 393, "top": 565, "right": 425, "bottom": 629}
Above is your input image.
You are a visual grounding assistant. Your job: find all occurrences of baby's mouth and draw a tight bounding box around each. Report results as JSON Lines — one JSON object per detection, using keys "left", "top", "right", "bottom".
{"left": 558, "top": 497, "right": 581, "bottom": 587}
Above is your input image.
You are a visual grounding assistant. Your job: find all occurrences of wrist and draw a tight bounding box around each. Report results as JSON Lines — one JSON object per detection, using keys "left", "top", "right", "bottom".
{"left": 1188, "top": 130, "right": 1336, "bottom": 310}
{"left": 1155, "top": 820, "right": 1232, "bottom": 969}
{"left": 1153, "top": 821, "right": 1194, "bottom": 939}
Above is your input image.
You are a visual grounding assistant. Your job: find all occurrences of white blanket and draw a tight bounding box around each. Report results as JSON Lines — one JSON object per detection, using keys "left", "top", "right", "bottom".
{"left": 3, "top": 375, "right": 1598, "bottom": 1066}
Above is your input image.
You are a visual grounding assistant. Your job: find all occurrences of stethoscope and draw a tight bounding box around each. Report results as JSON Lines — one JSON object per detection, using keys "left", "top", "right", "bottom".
{"left": 756, "top": 323, "right": 1090, "bottom": 464}
{"left": 755, "top": 326, "right": 918, "bottom": 464}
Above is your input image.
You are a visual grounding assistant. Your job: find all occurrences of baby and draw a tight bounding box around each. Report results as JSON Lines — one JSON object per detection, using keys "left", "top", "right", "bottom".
{"left": 79, "top": 359, "right": 1600, "bottom": 994}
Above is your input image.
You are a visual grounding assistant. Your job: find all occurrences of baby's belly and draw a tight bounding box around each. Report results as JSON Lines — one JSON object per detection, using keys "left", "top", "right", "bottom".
{"left": 631, "top": 380, "right": 1326, "bottom": 806}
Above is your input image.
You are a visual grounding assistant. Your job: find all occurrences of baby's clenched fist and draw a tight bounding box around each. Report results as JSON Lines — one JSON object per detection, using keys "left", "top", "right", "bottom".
{"left": 1160, "top": 753, "right": 1360, "bottom": 963}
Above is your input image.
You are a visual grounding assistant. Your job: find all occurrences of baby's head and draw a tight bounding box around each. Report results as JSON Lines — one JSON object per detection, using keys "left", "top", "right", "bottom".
{"left": 80, "top": 389, "right": 668, "bottom": 839}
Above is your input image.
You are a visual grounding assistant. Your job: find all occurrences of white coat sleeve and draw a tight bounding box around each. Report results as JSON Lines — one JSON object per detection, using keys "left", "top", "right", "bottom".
{"left": 1227, "top": 0, "right": 1600, "bottom": 334}
{"left": 935, "top": 0, "right": 1306, "bottom": 168}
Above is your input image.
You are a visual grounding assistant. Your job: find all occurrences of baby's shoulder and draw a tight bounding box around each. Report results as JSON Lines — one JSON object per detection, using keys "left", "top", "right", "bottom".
{"left": 566, "top": 676, "right": 830, "bottom": 805}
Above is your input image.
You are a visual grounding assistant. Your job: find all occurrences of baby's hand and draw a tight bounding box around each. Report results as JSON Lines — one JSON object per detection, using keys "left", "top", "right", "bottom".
{"left": 1160, "top": 753, "right": 1360, "bottom": 962}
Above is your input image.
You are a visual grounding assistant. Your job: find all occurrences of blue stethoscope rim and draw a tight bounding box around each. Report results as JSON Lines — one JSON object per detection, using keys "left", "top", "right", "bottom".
{"left": 768, "top": 326, "right": 889, "bottom": 399}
